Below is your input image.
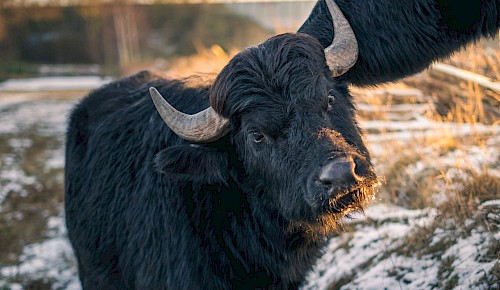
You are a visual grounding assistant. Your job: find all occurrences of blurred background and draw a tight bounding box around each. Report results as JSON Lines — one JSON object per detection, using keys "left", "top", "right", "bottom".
{"left": 0, "top": 1, "right": 499, "bottom": 289}
{"left": 0, "top": 0, "right": 316, "bottom": 79}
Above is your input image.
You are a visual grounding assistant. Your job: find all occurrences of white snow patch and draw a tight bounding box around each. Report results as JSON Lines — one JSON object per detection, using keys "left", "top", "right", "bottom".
{"left": 0, "top": 167, "right": 37, "bottom": 207}
{"left": 480, "top": 199, "right": 500, "bottom": 207}
{"left": 304, "top": 204, "right": 438, "bottom": 289}
{"left": 0, "top": 100, "right": 75, "bottom": 135}
{"left": 305, "top": 199, "right": 499, "bottom": 289}
{"left": 364, "top": 203, "right": 434, "bottom": 221}
{"left": 0, "top": 76, "right": 111, "bottom": 92}
{"left": 45, "top": 146, "right": 66, "bottom": 170}
{"left": 364, "top": 119, "right": 500, "bottom": 142}
{"left": 1, "top": 215, "right": 80, "bottom": 290}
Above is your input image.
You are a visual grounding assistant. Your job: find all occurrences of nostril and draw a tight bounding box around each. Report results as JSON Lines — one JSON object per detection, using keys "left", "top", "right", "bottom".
{"left": 320, "top": 179, "right": 333, "bottom": 187}
{"left": 318, "top": 156, "right": 361, "bottom": 188}
{"left": 353, "top": 156, "right": 368, "bottom": 178}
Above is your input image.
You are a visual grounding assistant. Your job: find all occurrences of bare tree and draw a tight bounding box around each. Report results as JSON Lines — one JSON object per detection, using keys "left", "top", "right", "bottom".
{"left": 112, "top": 0, "right": 140, "bottom": 66}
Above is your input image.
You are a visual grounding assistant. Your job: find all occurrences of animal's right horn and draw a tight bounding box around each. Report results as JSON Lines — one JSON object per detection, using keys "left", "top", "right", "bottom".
{"left": 149, "top": 87, "right": 230, "bottom": 143}
{"left": 323, "top": 0, "right": 359, "bottom": 77}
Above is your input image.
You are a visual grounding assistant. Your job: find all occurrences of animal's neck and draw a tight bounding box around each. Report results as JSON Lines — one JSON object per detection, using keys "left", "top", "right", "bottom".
{"left": 222, "top": 182, "right": 327, "bottom": 287}
{"left": 247, "top": 214, "right": 327, "bottom": 287}
{"left": 189, "top": 171, "right": 327, "bottom": 287}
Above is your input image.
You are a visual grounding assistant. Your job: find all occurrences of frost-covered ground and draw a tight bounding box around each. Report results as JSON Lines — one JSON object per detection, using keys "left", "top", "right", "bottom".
{"left": 0, "top": 91, "right": 81, "bottom": 289}
{"left": 305, "top": 201, "right": 499, "bottom": 289}
{"left": 0, "top": 76, "right": 111, "bottom": 93}
{"left": 0, "top": 77, "right": 498, "bottom": 289}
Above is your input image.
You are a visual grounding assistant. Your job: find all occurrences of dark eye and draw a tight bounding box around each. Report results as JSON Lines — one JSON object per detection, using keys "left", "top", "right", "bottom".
{"left": 251, "top": 132, "right": 265, "bottom": 143}
{"left": 327, "top": 90, "right": 336, "bottom": 111}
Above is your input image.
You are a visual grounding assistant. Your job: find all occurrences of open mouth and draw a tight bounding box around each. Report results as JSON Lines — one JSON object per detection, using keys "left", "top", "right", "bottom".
{"left": 288, "top": 184, "right": 377, "bottom": 241}
{"left": 324, "top": 188, "right": 371, "bottom": 214}
{"left": 317, "top": 179, "right": 378, "bottom": 217}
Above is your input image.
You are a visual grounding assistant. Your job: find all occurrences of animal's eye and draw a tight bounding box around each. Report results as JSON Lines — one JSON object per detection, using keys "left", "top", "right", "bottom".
{"left": 327, "top": 90, "right": 336, "bottom": 108}
{"left": 251, "top": 132, "right": 265, "bottom": 143}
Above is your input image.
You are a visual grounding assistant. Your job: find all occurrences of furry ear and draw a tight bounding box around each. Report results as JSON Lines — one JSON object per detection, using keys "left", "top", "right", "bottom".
{"left": 155, "top": 144, "right": 229, "bottom": 184}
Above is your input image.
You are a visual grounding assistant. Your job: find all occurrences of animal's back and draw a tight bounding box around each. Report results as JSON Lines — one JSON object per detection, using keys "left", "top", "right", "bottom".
{"left": 65, "top": 72, "right": 214, "bottom": 289}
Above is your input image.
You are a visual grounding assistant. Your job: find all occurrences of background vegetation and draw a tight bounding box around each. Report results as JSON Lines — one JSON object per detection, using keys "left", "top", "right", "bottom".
{"left": 0, "top": 1, "right": 272, "bottom": 79}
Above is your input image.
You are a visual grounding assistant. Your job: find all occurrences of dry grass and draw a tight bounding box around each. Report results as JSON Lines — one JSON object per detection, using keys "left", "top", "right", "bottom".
{"left": 120, "top": 43, "right": 238, "bottom": 86}
{"left": 166, "top": 42, "right": 237, "bottom": 79}
{"left": 373, "top": 135, "right": 499, "bottom": 207}
{"left": 353, "top": 35, "right": 499, "bottom": 211}
{"left": 404, "top": 37, "right": 500, "bottom": 125}
{"left": 447, "top": 38, "right": 500, "bottom": 80}
{"left": 396, "top": 172, "right": 499, "bottom": 256}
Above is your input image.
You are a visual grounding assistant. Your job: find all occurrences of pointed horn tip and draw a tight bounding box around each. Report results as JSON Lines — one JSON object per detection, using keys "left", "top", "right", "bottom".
{"left": 149, "top": 86, "right": 165, "bottom": 110}
{"left": 149, "top": 86, "right": 159, "bottom": 96}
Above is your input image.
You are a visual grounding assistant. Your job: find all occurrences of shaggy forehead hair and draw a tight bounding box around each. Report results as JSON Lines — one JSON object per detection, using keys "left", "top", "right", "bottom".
{"left": 210, "top": 33, "right": 331, "bottom": 118}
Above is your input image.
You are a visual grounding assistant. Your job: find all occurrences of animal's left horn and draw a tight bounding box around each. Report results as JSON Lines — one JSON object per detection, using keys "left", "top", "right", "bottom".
{"left": 149, "top": 87, "right": 230, "bottom": 143}
{"left": 324, "top": 0, "right": 359, "bottom": 77}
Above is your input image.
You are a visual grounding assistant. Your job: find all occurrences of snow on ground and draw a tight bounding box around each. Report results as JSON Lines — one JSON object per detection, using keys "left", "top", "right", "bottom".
{"left": 0, "top": 94, "right": 80, "bottom": 289}
{"left": 0, "top": 77, "right": 498, "bottom": 289}
{"left": 1, "top": 214, "right": 80, "bottom": 290}
{"left": 304, "top": 200, "right": 499, "bottom": 289}
{"left": 0, "top": 99, "right": 74, "bottom": 208}
{"left": 362, "top": 118, "right": 500, "bottom": 143}
{"left": 0, "top": 76, "right": 111, "bottom": 92}
{"left": 0, "top": 100, "right": 74, "bottom": 136}
{"left": 303, "top": 206, "right": 436, "bottom": 289}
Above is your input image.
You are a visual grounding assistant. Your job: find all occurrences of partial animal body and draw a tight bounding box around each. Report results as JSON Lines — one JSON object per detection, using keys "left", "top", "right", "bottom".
{"left": 65, "top": 0, "right": 499, "bottom": 289}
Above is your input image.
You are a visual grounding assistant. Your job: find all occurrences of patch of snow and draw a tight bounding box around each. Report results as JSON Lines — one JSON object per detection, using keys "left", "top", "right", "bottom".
{"left": 0, "top": 167, "right": 37, "bottom": 208}
{"left": 442, "top": 232, "right": 496, "bottom": 289}
{"left": 0, "top": 99, "right": 72, "bottom": 207}
{"left": 0, "top": 94, "right": 79, "bottom": 288}
{"left": 365, "top": 120, "right": 500, "bottom": 143}
{"left": 0, "top": 100, "right": 75, "bottom": 135}
{"left": 0, "top": 76, "right": 111, "bottom": 92}
{"left": 480, "top": 199, "right": 500, "bottom": 207}
{"left": 304, "top": 204, "right": 437, "bottom": 289}
{"left": 1, "top": 215, "right": 80, "bottom": 290}
{"left": 364, "top": 203, "right": 434, "bottom": 222}
{"left": 305, "top": 199, "right": 499, "bottom": 289}
{"left": 8, "top": 138, "right": 33, "bottom": 149}
{"left": 45, "top": 146, "right": 66, "bottom": 170}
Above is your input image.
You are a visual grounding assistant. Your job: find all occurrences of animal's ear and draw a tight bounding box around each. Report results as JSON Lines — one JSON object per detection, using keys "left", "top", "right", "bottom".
{"left": 155, "top": 144, "right": 229, "bottom": 184}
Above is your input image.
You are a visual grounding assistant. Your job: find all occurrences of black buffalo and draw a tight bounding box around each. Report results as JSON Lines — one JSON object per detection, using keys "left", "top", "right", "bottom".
{"left": 65, "top": 0, "right": 499, "bottom": 288}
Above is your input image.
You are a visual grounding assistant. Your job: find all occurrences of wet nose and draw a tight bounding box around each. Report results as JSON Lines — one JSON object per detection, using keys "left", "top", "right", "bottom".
{"left": 319, "top": 156, "right": 362, "bottom": 189}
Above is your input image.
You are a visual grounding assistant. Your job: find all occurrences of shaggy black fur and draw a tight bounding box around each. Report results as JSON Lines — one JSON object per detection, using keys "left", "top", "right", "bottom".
{"left": 299, "top": 0, "right": 499, "bottom": 85}
{"left": 66, "top": 35, "right": 377, "bottom": 289}
{"left": 65, "top": 1, "right": 499, "bottom": 289}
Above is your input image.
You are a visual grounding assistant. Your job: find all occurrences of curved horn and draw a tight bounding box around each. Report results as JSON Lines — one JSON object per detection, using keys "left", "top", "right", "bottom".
{"left": 324, "top": 0, "right": 359, "bottom": 77}
{"left": 149, "top": 87, "right": 230, "bottom": 143}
